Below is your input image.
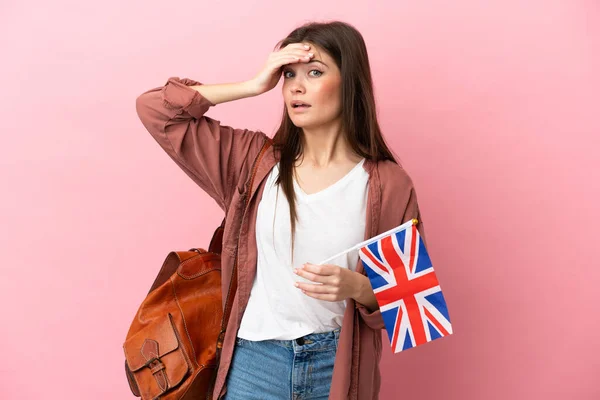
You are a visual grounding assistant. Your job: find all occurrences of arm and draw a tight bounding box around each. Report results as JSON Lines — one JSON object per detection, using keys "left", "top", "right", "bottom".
{"left": 188, "top": 80, "right": 258, "bottom": 105}
{"left": 135, "top": 45, "right": 317, "bottom": 211}
{"left": 352, "top": 274, "right": 379, "bottom": 312}
{"left": 135, "top": 77, "right": 267, "bottom": 212}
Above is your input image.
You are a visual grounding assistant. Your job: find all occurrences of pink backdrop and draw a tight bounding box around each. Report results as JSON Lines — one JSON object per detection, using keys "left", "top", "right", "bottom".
{"left": 1, "top": 1, "right": 598, "bottom": 399}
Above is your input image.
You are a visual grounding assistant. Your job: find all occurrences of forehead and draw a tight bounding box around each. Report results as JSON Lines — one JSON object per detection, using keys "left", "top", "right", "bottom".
{"left": 306, "top": 43, "right": 334, "bottom": 63}
{"left": 288, "top": 43, "right": 337, "bottom": 70}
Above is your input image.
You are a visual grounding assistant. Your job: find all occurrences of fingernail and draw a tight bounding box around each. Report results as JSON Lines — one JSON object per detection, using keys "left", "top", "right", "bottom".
{"left": 293, "top": 268, "right": 298, "bottom": 274}
{"left": 304, "top": 44, "right": 310, "bottom": 49}
{"left": 294, "top": 282, "right": 299, "bottom": 287}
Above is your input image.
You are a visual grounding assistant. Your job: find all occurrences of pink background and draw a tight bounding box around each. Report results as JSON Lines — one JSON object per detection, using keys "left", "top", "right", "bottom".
{"left": 1, "top": 1, "right": 599, "bottom": 399}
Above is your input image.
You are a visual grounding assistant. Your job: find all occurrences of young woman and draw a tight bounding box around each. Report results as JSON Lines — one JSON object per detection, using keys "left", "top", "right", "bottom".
{"left": 136, "top": 20, "right": 426, "bottom": 400}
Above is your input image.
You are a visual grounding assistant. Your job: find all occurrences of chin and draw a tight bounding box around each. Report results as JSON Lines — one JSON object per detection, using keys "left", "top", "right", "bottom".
{"left": 289, "top": 115, "right": 324, "bottom": 129}
{"left": 290, "top": 119, "right": 314, "bottom": 129}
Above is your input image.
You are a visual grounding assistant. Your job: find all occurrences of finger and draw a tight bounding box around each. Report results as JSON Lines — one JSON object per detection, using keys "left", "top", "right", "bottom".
{"left": 296, "top": 282, "right": 334, "bottom": 294}
{"left": 301, "top": 263, "right": 336, "bottom": 276}
{"left": 299, "top": 290, "right": 337, "bottom": 302}
{"left": 270, "top": 54, "right": 310, "bottom": 70}
{"left": 273, "top": 52, "right": 313, "bottom": 64}
{"left": 280, "top": 47, "right": 313, "bottom": 55}
{"left": 294, "top": 267, "right": 326, "bottom": 283}
{"left": 274, "top": 47, "right": 313, "bottom": 59}
{"left": 282, "top": 43, "right": 311, "bottom": 51}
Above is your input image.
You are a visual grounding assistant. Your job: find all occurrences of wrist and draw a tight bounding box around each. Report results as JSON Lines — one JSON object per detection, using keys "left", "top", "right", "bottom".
{"left": 243, "top": 79, "right": 261, "bottom": 97}
{"left": 352, "top": 273, "right": 368, "bottom": 300}
{"left": 352, "top": 273, "right": 379, "bottom": 312}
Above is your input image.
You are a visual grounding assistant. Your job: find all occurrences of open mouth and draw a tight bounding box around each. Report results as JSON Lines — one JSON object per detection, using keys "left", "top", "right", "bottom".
{"left": 291, "top": 101, "right": 311, "bottom": 109}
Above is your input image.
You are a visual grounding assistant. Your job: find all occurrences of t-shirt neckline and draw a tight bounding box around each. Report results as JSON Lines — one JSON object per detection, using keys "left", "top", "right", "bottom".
{"left": 292, "top": 158, "right": 366, "bottom": 201}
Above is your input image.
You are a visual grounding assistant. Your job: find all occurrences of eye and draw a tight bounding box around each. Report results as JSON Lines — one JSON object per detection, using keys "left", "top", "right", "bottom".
{"left": 282, "top": 69, "right": 323, "bottom": 79}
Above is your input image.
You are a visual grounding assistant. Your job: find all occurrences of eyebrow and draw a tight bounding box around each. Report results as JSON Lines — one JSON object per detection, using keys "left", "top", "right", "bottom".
{"left": 285, "top": 59, "right": 328, "bottom": 68}
{"left": 307, "top": 59, "right": 327, "bottom": 67}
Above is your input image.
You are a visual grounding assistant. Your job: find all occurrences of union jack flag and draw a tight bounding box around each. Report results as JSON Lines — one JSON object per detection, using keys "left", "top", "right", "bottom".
{"left": 358, "top": 219, "right": 452, "bottom": 353}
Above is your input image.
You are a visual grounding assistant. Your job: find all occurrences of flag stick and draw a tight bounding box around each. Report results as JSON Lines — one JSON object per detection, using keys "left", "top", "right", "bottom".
{"left": 318, "top": 218, "right": 418, "bottom": 265}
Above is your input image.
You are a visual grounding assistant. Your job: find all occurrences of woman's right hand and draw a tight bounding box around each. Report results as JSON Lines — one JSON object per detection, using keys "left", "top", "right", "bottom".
{"left": 249, "top": 43, "right": 314, "bottom": 95}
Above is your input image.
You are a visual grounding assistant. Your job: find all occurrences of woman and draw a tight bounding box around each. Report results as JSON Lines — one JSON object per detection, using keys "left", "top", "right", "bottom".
{"left": 136, "top": 20, "right": 426, "bottom": 400}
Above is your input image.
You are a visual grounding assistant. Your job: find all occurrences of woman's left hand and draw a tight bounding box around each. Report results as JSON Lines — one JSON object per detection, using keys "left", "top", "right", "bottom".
{"left": 293, "top": 263, "right": 363, "bottom": 302}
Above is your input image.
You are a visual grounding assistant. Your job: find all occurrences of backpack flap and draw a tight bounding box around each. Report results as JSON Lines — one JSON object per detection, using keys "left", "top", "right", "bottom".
{"left": 123, "top": 314, "right": 190, "bottom": 399}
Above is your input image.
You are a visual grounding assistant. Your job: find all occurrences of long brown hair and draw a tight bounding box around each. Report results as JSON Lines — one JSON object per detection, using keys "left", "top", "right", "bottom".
{"left": 272, "top": 21, "right": 397, "bottom": 255}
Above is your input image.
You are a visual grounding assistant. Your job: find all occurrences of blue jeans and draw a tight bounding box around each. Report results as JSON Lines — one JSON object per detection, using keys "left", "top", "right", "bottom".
{"left": 223, "top": 328, "right": 340, "bottom": 400}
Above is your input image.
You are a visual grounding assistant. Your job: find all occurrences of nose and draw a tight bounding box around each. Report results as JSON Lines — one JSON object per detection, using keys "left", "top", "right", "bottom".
{"left": 289, "top": 78, "right": 305, "bottom": 94}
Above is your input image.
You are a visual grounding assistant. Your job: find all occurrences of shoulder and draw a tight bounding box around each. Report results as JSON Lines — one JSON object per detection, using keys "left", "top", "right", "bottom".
{"left": 373, "top": 159, "right": 416, "bottom": 194}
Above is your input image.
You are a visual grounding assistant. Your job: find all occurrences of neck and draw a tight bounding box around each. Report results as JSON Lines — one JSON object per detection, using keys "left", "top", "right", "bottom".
{"left": 299, "top": 119, "right": 356, "bottom": 167}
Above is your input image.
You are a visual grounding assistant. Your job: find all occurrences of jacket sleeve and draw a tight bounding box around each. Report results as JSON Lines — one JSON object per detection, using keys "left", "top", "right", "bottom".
{"left": 135, "top": 76, "right": 268, "bottom": 212}
{"left": 355, "top": 182, "right": 426, "bottom": 331}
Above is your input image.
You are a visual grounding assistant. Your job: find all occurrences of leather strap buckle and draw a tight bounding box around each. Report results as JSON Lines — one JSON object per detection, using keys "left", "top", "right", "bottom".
{"left": 141, "top": 340, "right": 169, "bottom": 392}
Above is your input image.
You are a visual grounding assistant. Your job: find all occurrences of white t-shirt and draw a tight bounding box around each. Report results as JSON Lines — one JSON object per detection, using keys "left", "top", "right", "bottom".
{"left": 237, "top": 159, "right": 368, "bottom": 340}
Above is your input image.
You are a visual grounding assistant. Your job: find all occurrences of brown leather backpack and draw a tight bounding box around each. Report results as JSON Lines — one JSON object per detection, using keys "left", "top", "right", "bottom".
{"left": 123, "top": 140, "right": 271, "bottom": 400}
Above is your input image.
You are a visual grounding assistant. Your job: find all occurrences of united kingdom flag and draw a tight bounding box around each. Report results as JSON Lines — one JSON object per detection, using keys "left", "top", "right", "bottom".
{"left": 358, "top": 219, "right": 453, "bottom": 353}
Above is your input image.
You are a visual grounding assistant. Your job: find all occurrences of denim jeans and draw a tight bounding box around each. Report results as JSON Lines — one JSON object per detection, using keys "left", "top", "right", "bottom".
{"left": 223, "top": 328, "right": 340, "bottom": 400}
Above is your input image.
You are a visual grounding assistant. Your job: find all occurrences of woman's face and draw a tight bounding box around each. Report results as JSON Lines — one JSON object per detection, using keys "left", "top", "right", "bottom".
{"left": 281, "top": 43, "right": 342, "bottom": 130}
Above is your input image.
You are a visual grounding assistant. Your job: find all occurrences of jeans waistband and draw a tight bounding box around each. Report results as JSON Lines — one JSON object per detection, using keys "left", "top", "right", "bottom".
{"left": 237, "top": 328, "right": 340, "bottom": 352}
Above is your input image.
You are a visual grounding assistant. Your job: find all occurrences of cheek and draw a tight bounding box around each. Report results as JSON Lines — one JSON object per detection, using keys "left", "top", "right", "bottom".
{"left": 315, "top": 79, "right": 342, "bottom": 108}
